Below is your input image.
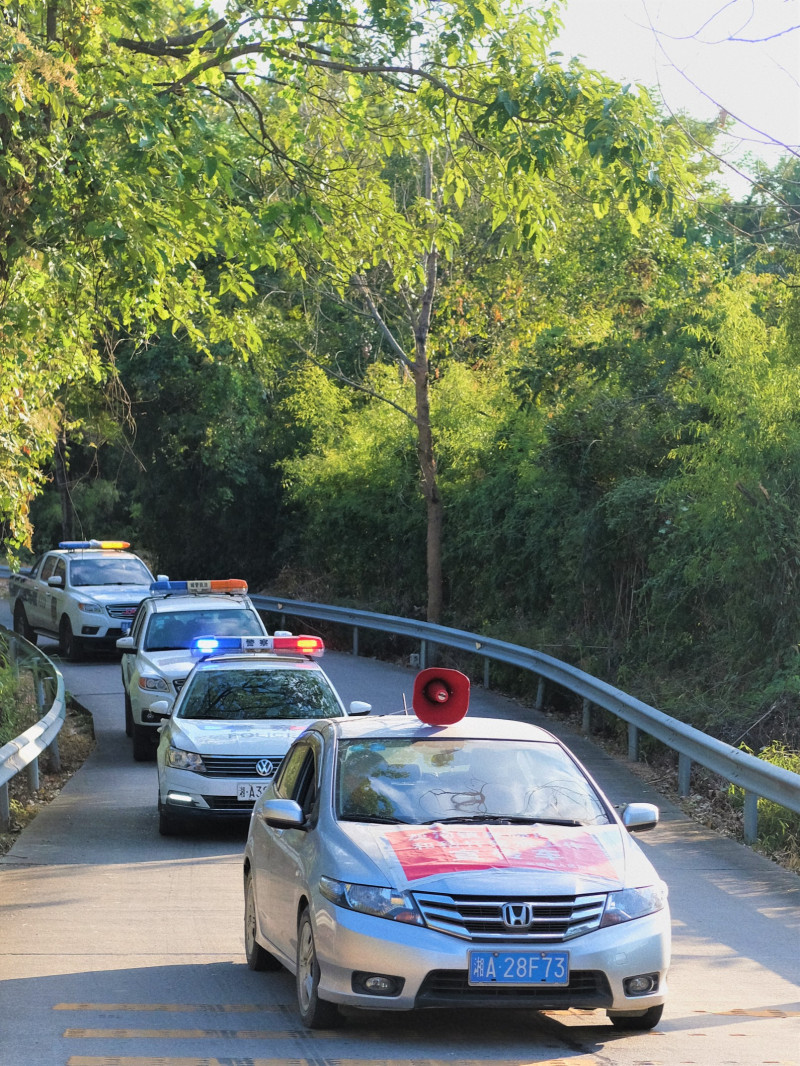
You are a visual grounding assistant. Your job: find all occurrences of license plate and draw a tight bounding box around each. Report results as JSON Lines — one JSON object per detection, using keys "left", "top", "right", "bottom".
{"left": 468, "top": 950, "right": 569, "bottom": 986}
{"left": 237, "top": 782, "right": 271, "bottom": 802}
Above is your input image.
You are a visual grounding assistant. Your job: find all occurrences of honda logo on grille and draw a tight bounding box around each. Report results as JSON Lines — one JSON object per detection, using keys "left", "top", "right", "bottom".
{"left": 255, "top": 759, "right": 275, "bottom": 778}
{"left": 502, "top": 902, "right": 534, "bottom": 929}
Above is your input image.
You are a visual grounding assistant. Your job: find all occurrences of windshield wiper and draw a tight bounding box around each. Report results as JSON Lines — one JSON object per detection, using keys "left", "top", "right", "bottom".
{"left": 339, "top": 814, "right": 411, "bottom": 824}
{"left": 419, "top": 815, "right": 585, "bottom": 826}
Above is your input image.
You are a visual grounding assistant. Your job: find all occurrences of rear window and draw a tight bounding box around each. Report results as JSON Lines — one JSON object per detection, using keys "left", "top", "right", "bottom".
{"left": 176, "top": 669, "right": 343, "bottom": 721}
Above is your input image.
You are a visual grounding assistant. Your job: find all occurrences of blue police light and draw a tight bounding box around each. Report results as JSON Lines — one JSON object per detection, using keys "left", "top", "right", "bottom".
{"left": 60, "top": 540, "right": 131, "bottom": 550}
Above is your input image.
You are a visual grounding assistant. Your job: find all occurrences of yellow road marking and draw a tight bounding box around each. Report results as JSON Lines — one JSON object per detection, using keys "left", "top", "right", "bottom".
{"left": 64, "top": 1029, "right": 329, "bottom": 1039}
{"left": 695, "top": 1008, "right": 800, "bottom": 1018}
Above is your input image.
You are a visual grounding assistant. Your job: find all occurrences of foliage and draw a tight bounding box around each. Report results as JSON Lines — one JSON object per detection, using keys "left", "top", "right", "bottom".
{"left": 0, "top": 648, "right": 21, "bottom": 745}
{"left": 729, "top": 742, "right": 800, "bottom": 871}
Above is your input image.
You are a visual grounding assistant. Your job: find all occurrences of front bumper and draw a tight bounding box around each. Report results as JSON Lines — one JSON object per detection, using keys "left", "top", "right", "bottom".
{"left": 159, "top": 766, "right": 272, "bottom": 819}
{"left": 310, "top": 898, "right": 670, "bottom": 1013}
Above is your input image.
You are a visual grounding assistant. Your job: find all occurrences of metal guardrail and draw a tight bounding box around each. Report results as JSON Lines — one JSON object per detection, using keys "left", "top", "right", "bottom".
{"left": 0, "top": 625, "right": 66, "bottom": 831}
{"left": 253, "top": 595, "right": 800, "bottom": 844}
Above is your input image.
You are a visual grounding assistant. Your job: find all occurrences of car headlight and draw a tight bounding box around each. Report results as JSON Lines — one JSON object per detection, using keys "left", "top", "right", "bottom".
{"left": 138, "top": 675, "right": 169, "bottom": 692}
{"left": 319, "top": 876, "right": 423, "bottom": 925}
{"left": 165, "top": 746, "right": 206, "bottom": 772}
{"left": 77, "top": 601, "right": 102, "bottom": 614}
{"left": 600, "top": 883, "right": 668, "bottom": 927}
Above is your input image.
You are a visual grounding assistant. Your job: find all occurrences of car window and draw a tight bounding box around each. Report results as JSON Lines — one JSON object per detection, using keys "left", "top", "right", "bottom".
{"left": 40, "top": 556, "right": 57, "bottom": 581}
{"left": 177, "top": 668, "right": 342, "bottom": 720}
{"left": 336, "top": 738, "right": 611, "bottom": 825}
{"left": 69, "top": 557, "right": 152, "bottom": 587}
{"left": 274, "top": 743, "right": 312, "bottom": 800}
{"left": 143, "top": 608, "right": 263, "bottom": 651}
{"left": 53, "top": 559, "right": 67, "bottom": 584}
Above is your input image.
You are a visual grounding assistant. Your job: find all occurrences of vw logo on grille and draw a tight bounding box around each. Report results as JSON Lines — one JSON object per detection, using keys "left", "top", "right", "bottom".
{"left": 502, "top": 902, "right": 534, "bottom": 929}
{"left": 255, "top": 758, "right": 275, "bottom": 778}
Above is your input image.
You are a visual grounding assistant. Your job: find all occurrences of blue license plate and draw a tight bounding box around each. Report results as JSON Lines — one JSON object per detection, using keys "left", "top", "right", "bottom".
{"left": 468, "top": 950, "right": 569, "bottom": 986}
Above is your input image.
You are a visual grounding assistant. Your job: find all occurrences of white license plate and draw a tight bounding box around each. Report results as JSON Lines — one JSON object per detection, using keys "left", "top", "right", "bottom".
{"left": 237, "top": 782, "right": 270, "bottom": 802}
{"left": 468, "top": 950, "right": 569, "bottom": 986}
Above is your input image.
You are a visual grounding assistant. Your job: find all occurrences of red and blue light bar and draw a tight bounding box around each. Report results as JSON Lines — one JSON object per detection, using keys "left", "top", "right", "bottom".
{"left": 60, "top": 540, "right": 131, "bottom": 550}
{"left": 191, "top": 634, "right": 325, "bottom": 658}
{"left": 150, "top": 579, "right": 248, "bottom": 594}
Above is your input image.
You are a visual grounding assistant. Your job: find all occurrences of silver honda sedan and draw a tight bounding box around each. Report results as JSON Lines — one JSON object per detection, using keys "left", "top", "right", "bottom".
{"left": 243, "top": 673, "right": 670, "bottom": 1032}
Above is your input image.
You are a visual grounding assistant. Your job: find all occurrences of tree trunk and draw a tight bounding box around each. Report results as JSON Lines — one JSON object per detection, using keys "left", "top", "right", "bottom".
{"left": 54, "top": 427, "right": 74, "bottom": 541}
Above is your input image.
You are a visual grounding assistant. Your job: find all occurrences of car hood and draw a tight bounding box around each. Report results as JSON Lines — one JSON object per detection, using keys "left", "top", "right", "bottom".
{"left": 335, "top": 821, "right": 655, "bottom": 895}
{"left": 167, "top": 719, "right": 314, "bottom": 755}
{"left": 140, "top": 649, "right": 198, "bottom": 678}
{"left": 73, "top": 584, "right": 150, "bottom": 604}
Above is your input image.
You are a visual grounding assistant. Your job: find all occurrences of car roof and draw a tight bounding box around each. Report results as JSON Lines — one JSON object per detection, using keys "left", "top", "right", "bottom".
{"left": 316, "top": 713, "right": 559, "bottom": 745}
{"left": 191, "top": 654, "right": 321, "bottom": 672}
{"left": 53, "top": 548, "right": 144, "bottom": 561}
{"left": 144, "top": 593, "right": 255, "bottom": 613}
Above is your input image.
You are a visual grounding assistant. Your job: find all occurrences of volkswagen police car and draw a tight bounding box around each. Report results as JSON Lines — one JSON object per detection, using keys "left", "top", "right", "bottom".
{"left": 155, "top": 634, "right": 371, "bottom": 835}
{"left": 117, "top": 579, "right": 268, "bottom": 761}
{"left": 243, "top": 668, "right": 670, "bottom": 1032}
{"left": 9, "top": 540, "right": 158, "bottom": 660}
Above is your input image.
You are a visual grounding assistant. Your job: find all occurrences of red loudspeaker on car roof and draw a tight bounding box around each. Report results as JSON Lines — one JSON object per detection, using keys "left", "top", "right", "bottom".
{"left": 412, "top": 668, "right": 471, "bottom": 725}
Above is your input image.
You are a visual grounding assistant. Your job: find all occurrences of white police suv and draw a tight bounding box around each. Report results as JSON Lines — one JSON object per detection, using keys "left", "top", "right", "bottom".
{"left": 9, "top": 540, "right": 157, "bottom": 660}
{"left": 117, "top": 579, "right": 267, "bottom": 760}
{"left": 154, "top": 634, "right": 371, "bottom": 834}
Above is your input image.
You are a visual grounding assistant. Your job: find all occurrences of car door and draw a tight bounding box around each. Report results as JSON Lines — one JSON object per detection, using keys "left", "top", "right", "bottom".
{"left": 253, "top": 735, "right": 321, "bottom": 959}
{"left": 29, "top": 554, "right": 57, "bottom": 629}
{"left": 46, "top": 557, "right": 67, "bottom": 632}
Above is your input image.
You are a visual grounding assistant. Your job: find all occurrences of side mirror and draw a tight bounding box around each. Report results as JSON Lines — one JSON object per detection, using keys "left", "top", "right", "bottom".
{"left": 259, "top": 798, "right": 305, "bottom": 830}
{"left": 150, "top": 700, "right": 170, "bottom": 716}
{"left": 156, "top": 574, "right": 169, "bottom": 582}
{"left": 348, "top": 701, "right": 372, "bottom": 716}
{"left": 47, "top": 575, "right": 64, "bottom": 588}
{"left": 621, "top": 802, "right": 659, "bottom": 833}
{"left": 116, "top": 636, "right": 135, "bottom": 651}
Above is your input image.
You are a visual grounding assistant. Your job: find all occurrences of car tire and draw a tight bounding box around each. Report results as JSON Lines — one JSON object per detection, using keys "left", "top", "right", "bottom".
{"left": 59, "top": 616, "right": 83, "bottom": 661}
{"left": 296, "top": 908, "right": 340, "bottom": 1029}
{"left": 132, "top": 723, "right": 154, "bottom": 762}
{"left": 124, "top": 693, "right": 133, "bottom": 738}
{"left": 244, "top": 873, "right": 281, "bottom": 972}
{"left": 13, "top": 603, "right": 37, "bottom": 645}
{"left": 608, "top": 1004, "right": 664, "bottom": 1031}
{"left": 157, "top": 795, "right": 183, "bottom": 836}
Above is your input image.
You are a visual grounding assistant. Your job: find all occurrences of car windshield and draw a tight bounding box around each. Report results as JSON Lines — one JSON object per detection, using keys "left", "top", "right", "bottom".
{"left": 69, "top": 557, "right": 152, "bottom": 587}
{"left": 144, "top": 609, "right": 263, "bottom": 651}
{"left": 336, "top": 738, "right": 610, "bottom": 826}
{"left": 177, "top": 668, "right": 342, "bottom": 720}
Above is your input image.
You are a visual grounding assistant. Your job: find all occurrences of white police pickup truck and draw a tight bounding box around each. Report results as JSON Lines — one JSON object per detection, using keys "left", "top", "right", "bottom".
{"left": 117, "top": 579, "right": 268, "bottom": 760}
{"left": 9, "top": 540, "right": 158, "bottom": 660}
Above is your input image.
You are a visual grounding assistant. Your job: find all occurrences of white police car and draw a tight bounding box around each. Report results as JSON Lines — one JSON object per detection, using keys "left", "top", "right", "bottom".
{"left": 117, "top": 579, "right": 268, "bottom": 760}
{"left": 155, "top": 634, "right": 371, "bottom": 835}
{"left": 9, "top": 540, "right": 158, "bottom": 660}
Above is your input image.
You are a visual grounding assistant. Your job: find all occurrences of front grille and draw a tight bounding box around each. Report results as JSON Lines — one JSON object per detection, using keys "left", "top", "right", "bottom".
{"left": 413, "top": 892, "right": 607, "bottom": 942}
{"left": 106, "top": 603, "right": 140, "bottom": 620}
{"left": 200, "top": 754, "right": 283, "bottom": 778}
{"left": 202, "top": 795, "right": 256, "bottom": 811}
{"left": 415, "top": 969, "right": 612, "bottom": 1009}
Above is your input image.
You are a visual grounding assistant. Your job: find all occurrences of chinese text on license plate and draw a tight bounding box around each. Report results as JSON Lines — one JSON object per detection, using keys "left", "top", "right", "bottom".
{"left": 237, "top": 782, "right": 270, "bottom": 801}
{"left": 468, "top": 950, "right": 569, "bottom": 986}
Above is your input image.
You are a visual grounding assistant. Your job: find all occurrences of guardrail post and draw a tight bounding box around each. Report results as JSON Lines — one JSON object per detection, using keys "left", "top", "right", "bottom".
{"left": 535, "top": 677, "right": 545, "bottom": 711}
{"left": 582, "top": 698, "right": 592, "bottom": 735}
{"left": 678, "top": 753, "right": 692, "bottom": 797}
{"left": 743, "top": 791, "right": 758, "bottom": 845}
{"left": 48, "top": 734, "right": 61, "bottom": 773}
{"left": 0, "top": 782, "right": 9, "bottom": 831}
{"left": 628, "top": 723, "right": 639, "bottom": 762}
{"left": 420, "top": 640, "right": 427, "bottom": 670}
{"left": 26, "top": 755, "right": 39, "bottom": 793}
{"left": 352, "top": 626, "right": 359, "bottom": 657}
{"left": 483, "top": 658, "right": 490, "bottom": 690}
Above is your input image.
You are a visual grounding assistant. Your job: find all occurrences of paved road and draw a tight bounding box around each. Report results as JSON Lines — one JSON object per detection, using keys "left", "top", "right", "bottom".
{"left": 0, "top": 607, "right": 798, "bottom": 1066}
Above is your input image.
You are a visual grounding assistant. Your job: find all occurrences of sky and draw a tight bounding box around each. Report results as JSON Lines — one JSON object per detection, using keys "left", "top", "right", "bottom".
{"left": 553, "top": 0, "right": 800, "bottom": 191}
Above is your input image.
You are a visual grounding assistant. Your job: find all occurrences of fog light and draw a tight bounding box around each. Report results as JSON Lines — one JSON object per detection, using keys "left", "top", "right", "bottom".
{"left": 352, "top": 972, "right": 404, "bottom": 997}
{"left": 623, "top": 973, "right": 659, "bottom": 996}
{"left": 167, "top": 791, "right": 195, "bottom": 806}
{"left": 81, "top": 626, "right": 100, "bottom": 635}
